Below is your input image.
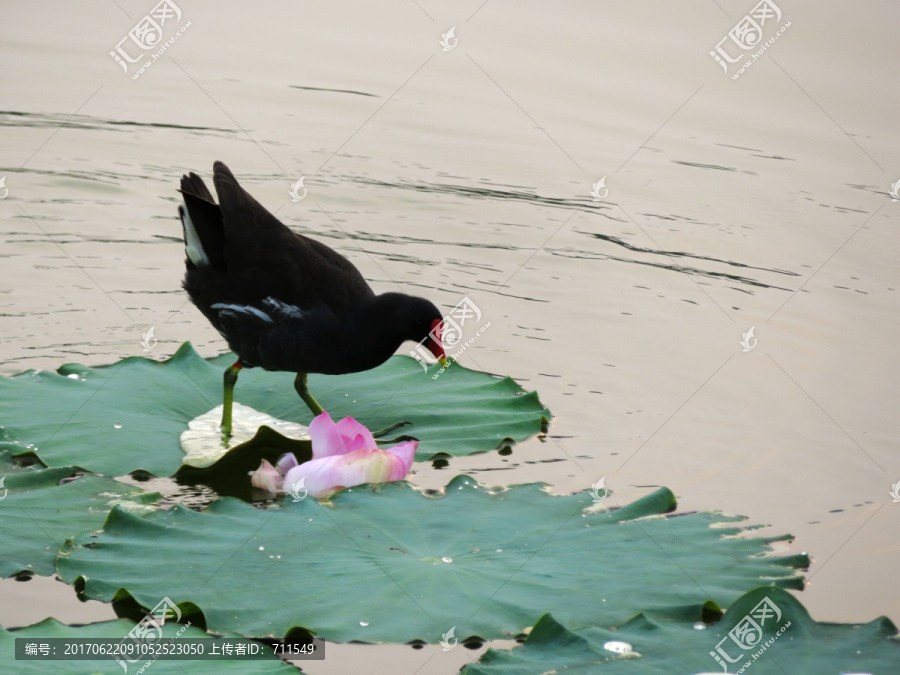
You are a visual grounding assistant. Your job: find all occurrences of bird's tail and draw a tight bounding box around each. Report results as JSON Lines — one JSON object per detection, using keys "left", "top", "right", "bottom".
{"left": 178, "top": 172, "right": 225, "bottom": 269}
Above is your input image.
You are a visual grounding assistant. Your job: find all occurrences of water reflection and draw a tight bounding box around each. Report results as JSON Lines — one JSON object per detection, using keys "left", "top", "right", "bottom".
{"left": 289, "top": 85, "right": 378, "bottom": 98}
{"left": 354, "top": 177, "right": 616, "bottom": 217}
{"left": 0, "top": 110, "right": 235, "bottom": 136}
{"left": 349, "top": 177, "right": 800, "bottom": 292}
{"left": 556, "top": 231, "right": 800, "bottom": 291}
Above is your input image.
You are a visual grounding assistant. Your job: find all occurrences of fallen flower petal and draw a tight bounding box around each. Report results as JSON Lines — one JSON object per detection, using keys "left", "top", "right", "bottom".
{"left": 249, "top": 459, "right": 281, "bottom": 493}
{"left": 283, "top": 442, "right": 416, "bottom": 500}
{"left": 250, "top": 412, "right": 417, "bottom": 499}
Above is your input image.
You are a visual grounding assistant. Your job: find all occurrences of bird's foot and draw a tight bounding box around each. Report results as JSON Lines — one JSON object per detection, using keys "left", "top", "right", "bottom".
{"left": 371, "top": 420, "right": 412, "bottom": 440}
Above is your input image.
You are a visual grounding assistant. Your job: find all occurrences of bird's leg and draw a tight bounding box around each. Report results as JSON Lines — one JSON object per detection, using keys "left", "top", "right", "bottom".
{"left": 221, "top": 361, "right": 243, "bottom": 437}
{"left": 291, "top": 372, "right": 409, "bottom": 438}
{"left": 294, "top": 372, "right": 324, "bottom": 417}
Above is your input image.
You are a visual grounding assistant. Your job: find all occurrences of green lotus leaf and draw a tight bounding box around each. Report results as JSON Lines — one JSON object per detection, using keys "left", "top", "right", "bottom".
{"left": 0, "top": 342, "right": 548, "bottom": 477}
{"left": 463, "top": 587, "right": 900, "bottom": 674}
{"left": 0, "top": 618, "right": 298, "bottom": 674}
{"left": 58, "top": 477, "right": 807, "bottom": 644}
{"left": 0, "top": 451, "right": 159, "bottom": 578}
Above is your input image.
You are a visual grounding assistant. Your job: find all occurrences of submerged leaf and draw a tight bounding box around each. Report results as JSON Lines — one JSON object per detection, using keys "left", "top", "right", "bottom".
{"left": 179, "top": 403, "right": 310, "bottom": 469}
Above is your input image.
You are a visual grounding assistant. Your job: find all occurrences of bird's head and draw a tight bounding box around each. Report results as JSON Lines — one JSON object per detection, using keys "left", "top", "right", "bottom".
{"left": 380, "top": 294, "right": 448, "bottom": 367}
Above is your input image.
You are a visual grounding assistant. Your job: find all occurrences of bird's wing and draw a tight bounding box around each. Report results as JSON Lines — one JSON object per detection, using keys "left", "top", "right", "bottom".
{"left": 210, "top": 298, "right": 340, "bottom": 371}
{"left": 211, "top": 161, "right": 373, "bottom": 311}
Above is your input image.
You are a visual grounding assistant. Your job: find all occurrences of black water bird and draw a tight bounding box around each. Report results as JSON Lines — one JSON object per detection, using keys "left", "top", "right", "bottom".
{"left": 178, "top": 162, "right": 447, "bottom": 435}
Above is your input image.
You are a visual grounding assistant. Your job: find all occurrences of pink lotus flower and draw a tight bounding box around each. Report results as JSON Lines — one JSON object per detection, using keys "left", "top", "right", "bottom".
{"left": 249, "top": 411, "right": 416, "bottom": 500}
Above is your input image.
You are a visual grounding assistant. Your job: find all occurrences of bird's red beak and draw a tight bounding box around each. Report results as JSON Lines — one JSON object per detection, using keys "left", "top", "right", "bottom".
{"left": 428, "top": 319, "right": 449, "bottom": 367}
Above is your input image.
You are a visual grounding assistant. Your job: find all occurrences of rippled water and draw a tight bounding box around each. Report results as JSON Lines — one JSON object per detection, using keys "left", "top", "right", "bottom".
{"left": 1, "top": 1, "right": 897, "bottom": 672}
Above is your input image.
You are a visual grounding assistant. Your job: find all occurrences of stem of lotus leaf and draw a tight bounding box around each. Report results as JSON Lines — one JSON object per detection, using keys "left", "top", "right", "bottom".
{"left": 371, "top": 420, "right": 413, "bottom": 440}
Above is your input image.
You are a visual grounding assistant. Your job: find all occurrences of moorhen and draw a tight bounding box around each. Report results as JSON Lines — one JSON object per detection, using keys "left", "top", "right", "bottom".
{"left": 177, "top": 161, "right": 448, "bottom": 436}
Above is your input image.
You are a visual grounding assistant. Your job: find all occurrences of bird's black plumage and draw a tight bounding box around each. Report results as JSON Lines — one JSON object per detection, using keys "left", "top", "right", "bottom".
{"left": 179, "top": 162, "right": 446, "bottom": 375}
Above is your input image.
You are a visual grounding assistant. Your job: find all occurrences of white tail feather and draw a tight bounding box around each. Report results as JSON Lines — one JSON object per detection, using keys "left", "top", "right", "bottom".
{"left": 180, "top": 202, "right": 209, "bottom": 266}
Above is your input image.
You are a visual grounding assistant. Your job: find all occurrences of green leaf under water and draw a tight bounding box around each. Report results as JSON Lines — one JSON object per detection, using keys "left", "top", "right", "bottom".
{"left": 0, "top": 617, "right": 298, "bottom": 674}
{"left": 0, "top": 451, "right": 159, "bottom": 578}
{"left": 462, "top": 587, "right": 900, "bottom": 674}
{"left": 58, "top": 477, "right": 807, "bottom": 644}
{"left": 0, "top": 342, "right": 549, "bottom": 477}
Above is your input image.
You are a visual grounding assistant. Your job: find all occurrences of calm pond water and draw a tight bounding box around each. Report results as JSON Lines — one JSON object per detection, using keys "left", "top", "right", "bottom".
{"left": 1, "top": 1, "right": 898, "bottom": 673}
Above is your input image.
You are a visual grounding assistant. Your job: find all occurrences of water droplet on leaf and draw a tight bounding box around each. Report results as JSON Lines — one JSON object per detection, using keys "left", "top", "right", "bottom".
{"left": 603, "top": 640, "right": 632, "bottom": 654}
